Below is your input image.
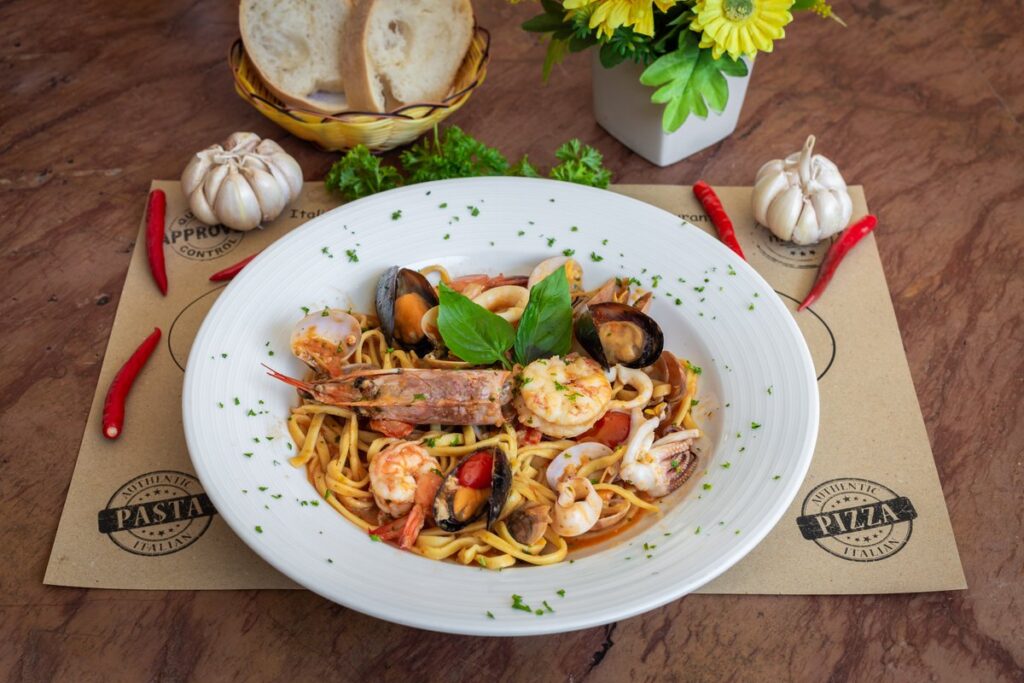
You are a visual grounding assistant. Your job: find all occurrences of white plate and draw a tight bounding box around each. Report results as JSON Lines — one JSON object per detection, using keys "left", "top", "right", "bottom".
{"left": 183, "top": 177, "right": 818, "bottom": 636}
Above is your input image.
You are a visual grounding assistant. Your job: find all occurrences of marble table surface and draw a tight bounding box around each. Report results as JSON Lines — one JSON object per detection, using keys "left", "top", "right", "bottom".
{"left": 1, "top": 0, "right": 1020, "bottom": 680}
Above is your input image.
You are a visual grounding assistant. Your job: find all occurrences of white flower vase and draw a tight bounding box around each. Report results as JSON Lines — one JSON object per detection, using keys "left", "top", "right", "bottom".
{"left": 591, "top": 52, "right": 754, "bottom": 167}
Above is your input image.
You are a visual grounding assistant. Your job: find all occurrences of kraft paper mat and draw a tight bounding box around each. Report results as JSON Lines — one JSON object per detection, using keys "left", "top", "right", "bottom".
{"left": 45, "top": 182, "right": 965, "bottom": 594}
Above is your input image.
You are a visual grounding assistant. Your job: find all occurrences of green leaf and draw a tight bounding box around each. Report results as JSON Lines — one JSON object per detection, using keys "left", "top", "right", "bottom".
{"left": 542, "top": 38, "right": 571, "bottom": 82}
{"left": 640, "top": 33, "right": 748, "bottom": 132}
{"left": 514, "top": 267, "right": 573, "bottom": 366}
{"left": 522, "top": 12, "right": 567, "bottom": 33}
{"left": 400, "top": 126, "right": 509, "bottom": 183}
{"left": 437, "top": 283, "right": 515, "bottom": 368}
{"left": 510, "top": 155, "right": 542, "bottom": 178}
{"left": 791, "top": 0, "right": 818, "bottom": 9}
{"left": 599, "top": 42, "right": 627, "bottom": 68}
{"left": 549, "top": 139, "right": 612, "bottom": 188}
{"left": 324, "top": 145, "right": 402, "bottom": 201}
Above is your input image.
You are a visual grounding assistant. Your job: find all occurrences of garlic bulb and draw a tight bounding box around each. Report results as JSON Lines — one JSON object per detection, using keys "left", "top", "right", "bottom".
{"left": 181, "top": 132, "right": 303, "bottom": 231}
{"left": 751, "top": 135, "right": 853, "bottom": 245}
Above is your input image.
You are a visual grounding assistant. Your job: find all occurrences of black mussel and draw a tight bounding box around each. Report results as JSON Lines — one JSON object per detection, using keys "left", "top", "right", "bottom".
{"left": 433, "top": 449, "right": 511, "bottom": 532}
{"left": 574, "top": 302, "right": 664, "bottom": 369}
{"left": 375, "top": 266, "right": 439, "bottom": 355}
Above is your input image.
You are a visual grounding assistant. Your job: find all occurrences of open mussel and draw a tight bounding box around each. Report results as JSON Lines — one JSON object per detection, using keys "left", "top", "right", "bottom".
{"left": 375, "top": 266, "right": 439, "bottom": 355}
{"left": 433, "top": 449, "right": 511, "bottom": 532}
{"left": 574, "top": 302, "right": 664, "bottom": 369}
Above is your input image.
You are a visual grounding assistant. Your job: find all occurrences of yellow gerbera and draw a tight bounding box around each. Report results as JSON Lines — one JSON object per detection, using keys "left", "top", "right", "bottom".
{"left": 564, "top": 0, "right": 679, "bottom": 38}
{"left": 690, "top": 0, "right": 794, "bottom": 60}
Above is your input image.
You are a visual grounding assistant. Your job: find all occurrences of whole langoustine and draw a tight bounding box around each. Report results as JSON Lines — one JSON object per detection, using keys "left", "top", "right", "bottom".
{"left": 265, "top": 365, "right": 514, "bottom": 426}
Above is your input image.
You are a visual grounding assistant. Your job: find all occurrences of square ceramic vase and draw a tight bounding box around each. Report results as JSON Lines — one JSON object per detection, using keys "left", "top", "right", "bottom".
{"left": 591, "top": 52, "right": 754, "bottom": 167}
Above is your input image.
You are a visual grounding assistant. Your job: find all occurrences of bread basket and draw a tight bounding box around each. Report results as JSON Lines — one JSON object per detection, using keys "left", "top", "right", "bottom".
{"left": 230, "top": 27, "right": 490, "bottom": 152}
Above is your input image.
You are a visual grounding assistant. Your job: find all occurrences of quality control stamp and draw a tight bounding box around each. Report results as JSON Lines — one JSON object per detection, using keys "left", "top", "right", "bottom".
{"left": 166, "top": 210, "right": 244, "bottom": 261}
{"left": 97, "top": 470, "right": 217, "bottom": 556}
{"left": 796, "top": 478, "right": 917, "bottom": 562}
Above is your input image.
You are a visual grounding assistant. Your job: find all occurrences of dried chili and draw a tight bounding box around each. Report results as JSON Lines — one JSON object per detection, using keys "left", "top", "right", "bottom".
{"left": 798, "top": 215, "right": 879, "bottom": 311}
{"left": 209, "top": 252, "right": 260, "bottom": 282}
{"left": 145, "top": 190, "right": 168, "bottom": 295}
{"left": 102, "top": 327, "right": 162, "bottom": 440}
{"left": 693, "top": 180, "right": 745, "bottom": 260}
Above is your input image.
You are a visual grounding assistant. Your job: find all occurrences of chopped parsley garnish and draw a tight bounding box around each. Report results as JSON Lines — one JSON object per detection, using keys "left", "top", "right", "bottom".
{"left": 391, "top": 210, "right": 402, "bottom": 220}
{"left": 412, "top": 393, "right": 427, "bottom": 401}
{"left": 721, "top": 462, "right": 731, "bottom": 469}
{"left": 562, "top": 248, "right": 575, "bottom": 257}
{"left": 321, "top": 246, "right": 333, "bottom": 258}
{"left": 685, "top": 361, "right": 702, "bottom": 375}
{"left": 467, "top": 205, "right": 480, "bottom": 216}
{"left": 246, "top": 409, "right": 256, "bottom": 416}
{"left": 486, "top": 611, "right": 495, "bottom": 619}
{"left": 556, "top": 589, "right": 566, "bottom": 597}
{"left": 552, "top": 380, "right": 568, "bottom": 392}
{"left": 254, "top": 526, "right": 263, "bottom": 533}
{"left": 346, "top": 249, "right": 359, "bottom": 262}
{"left": 369, "top": 534, "right": 382, "bottom": 542}
{"left": 693, "top": 286, "right": 705, "bottom": 293}
{"left": 511, "top": 594, "right": 532, "bottom": 613}
{"left": 258, "top": 486, "right": 268, "bottom": 492}
{"left": 517, "top": 230, "right": 526, "bottom": 236}
{"left": 220, "top": 353, "right": 228, "bottom": 358}
{"left": 702, "top": 483, "right": 713, "bottom": 490}
{"left": 300, "top": 306, "right": 310, "bottom": 314}
{"left": 542, "top": 600, "right": 554, "bottom": 613}
{"left": 243, "top": 452, "right": 253, "bottom": 458}
{"left": 589, "top": 252, "right": 604, "bottom": 262}
{"left": 651, "top": 275, "right": 662, "bottom": 288}
{"left": 439, "top": 202, "right": 448, "bottom": 208}
{"left": 324, "top": 490, "right": 333, "bottom": 500}
{"left": 675, "top": 298, "right": 682, "bottom": 306}
{"left": 748, "top": 303, "right": 755, "bottom": 311}
{"left": 772, "top": 475, "right": 781, "bottom": 480}
{"left": 443, "top": 233, "right": 450, "bottom": 240}
{"left": 271, "top": 494, "right": 282, "bottom": 499}
{"left": 727, "top": 264, "right": 736, "bottom": 275}
{"left": 423, "top": 437, "right": 437, "bottom": 448}
{"left": 751, "top": 422, "right": 762, "bottom": 430}
{"left": 670, "top": 458, "right": 681, "bottom": 470}
{"left": 546, "top": 237, "right": 556, "bottom": 247}
{"left": 217, "top": 402, "right": 224, "bottom": 408}
{"left": 767, "top": 385, "right": 773, "bottom": 395}
{"left": 690, "top": 399, "right": 699, "bottom": 407}
{"left": 695, "top": 526, "right": 701, "bottom": 534}
{"left": 476, "top": 556, "right": 487, "bottom": 567}
{"left": 570, "top": 225, "right": 579, "bottom": 232}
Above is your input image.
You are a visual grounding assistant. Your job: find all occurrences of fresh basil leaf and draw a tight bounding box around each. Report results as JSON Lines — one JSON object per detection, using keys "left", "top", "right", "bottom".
{"left": 514, "top": 267, "right": 573, "bottom": 366}
{"left": 438, "top": 283, "right": 515, "bottom": 369}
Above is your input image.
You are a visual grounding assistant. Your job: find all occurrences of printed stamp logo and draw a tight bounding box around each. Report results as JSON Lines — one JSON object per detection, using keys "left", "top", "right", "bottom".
{"left": 755, "top": 230, "right": 833, "bottom": 269}
{"left": 796, "top": 478, "right": 916, "bottom": 562}
{"left": 166, "top": 211, "right": 244, "bottom": 261}
{"left": 98, "top": 470, "right": 217, "bottom": 556}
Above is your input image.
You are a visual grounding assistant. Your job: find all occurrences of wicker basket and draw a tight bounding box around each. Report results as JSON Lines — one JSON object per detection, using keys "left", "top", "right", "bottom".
{"left": 230, "top": 27, "right": 490, "bottom": 152}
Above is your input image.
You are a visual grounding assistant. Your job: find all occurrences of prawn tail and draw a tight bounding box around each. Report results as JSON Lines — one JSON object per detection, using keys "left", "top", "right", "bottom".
{"left": 399, "top": 505, "right": 426, "bottom": 549}
{"left": 262, "top": 364, "right": 311, "bottom": 392}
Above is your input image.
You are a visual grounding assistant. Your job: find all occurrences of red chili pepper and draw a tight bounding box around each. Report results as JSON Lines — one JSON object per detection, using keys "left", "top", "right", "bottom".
{"left": 693, "top": 180, "right": 745, "bottom": 260}
{"left": 145, "top": 190, "right": 168, "bottom": 295}
{"left": 102, "top": 327, "right": 162, "bottom": 440}
{"left": 458, "top": 451, "right": 494, "bottom": 489}
{"left": 798, "top": 215, "right": 878, "bottom": 312}
{"left": 209, "top": 251, "right": 260, "bottom": 282}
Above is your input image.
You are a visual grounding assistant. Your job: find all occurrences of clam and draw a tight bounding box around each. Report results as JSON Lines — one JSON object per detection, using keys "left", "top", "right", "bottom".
{"left": 574, "top": 302, "right": 664, "bottom": 369}
{"left": 290, "top": 308, "right": 362, "bottom": 377}
{"left": 375, "top": 266, "right": 439, "bottom": 355}
{"left": 528, "top": 256, "right": 583, "bottom": 293}
{"left": 649, "top": 350, "right": 686, "bottom": 403}
{"left": 433, "top": 450, "right": 511, "bottom": 532}
{"left": 546, "top": 442, "right": 612, "bottom": 490}
{"left": 506, "top": 503, "right": 551, "bottom": 545}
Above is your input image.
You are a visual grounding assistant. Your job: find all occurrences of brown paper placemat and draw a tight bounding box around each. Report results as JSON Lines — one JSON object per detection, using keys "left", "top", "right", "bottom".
{"left": 45, "top": 182, "right": 965, "bottom": 594}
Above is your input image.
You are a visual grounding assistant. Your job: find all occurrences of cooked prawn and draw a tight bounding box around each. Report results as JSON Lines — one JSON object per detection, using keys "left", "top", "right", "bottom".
{"left": 368, "top": 441, "right": 441, "bottom": 518}
{"left": 514, "top": 355, "right": 612, "bottom": 438}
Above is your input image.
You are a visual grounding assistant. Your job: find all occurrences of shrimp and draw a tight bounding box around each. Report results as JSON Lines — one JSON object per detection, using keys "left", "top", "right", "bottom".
{"left": 551, "top": 477, "right": 602, "bottom": 537}
{"left": 368, "top": 441, "right": 441, "bottom": 518}
{"left": 514, "top": 355, "right": 612, "bottom": 438}
{"left": 266, "top": 365, "right": 514, "bottom": 426}
{"left": 618, "top": 408, "right": 700, "bottom": 498}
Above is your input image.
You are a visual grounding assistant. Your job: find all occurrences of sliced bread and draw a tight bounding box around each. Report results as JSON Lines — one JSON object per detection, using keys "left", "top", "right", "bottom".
{"left": 239, "top": 0, "right": 353, "bottom": 113}
{"left": 342, "top": 0, "right": 474, "bottom": 113}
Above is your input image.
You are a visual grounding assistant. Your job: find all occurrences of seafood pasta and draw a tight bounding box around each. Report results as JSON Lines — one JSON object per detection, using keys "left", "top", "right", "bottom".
{"left": 269, "top": 257, "right": 703, "bottom": 568}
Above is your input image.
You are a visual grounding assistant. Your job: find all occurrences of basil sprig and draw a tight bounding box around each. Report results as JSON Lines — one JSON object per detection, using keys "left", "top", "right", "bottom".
{"left": 437, "top": 268, "right": 573, "bottom": 369}
{"left": 438, "top": 283, "right": 515, "bottom": 369}
{"left": 514, "top": 267, "right": 573, "bottom": 365}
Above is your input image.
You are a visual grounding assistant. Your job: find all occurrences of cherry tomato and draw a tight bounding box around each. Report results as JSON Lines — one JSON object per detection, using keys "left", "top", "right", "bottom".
{"left": 518, "top": 426, "right": 542, "bottom": 446}
{"left": 579, "top": 411, "right": 631, "bottom": 448}
{"left": 457, "top": 451, "right": 494, "bottom": 489}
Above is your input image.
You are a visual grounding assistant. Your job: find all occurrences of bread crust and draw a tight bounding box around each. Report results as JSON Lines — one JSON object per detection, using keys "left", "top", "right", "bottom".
{"left": 339, "top": 0, "right": 385, "bottom": 112}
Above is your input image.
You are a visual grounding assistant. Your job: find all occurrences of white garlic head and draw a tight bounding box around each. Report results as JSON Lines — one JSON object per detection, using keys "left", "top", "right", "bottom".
{"left": 181, "top": 132, "right": 303, "bottom": 231}
{"left": 751, "top": 135, "right": 853, "bottom": 245}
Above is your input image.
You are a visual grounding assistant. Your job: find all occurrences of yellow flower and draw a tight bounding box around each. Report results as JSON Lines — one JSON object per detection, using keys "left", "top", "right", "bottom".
{"left": 690, "top": 0, "right": 794, "bottom": 60}
{"left": 564, "top": 0, "right": 679, "bottom": 38}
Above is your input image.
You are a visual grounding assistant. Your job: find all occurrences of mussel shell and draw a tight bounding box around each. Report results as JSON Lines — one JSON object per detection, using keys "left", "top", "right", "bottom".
{"left": 375, "top": 266, "right": 439, "bottom": 355}
{"left": 433, "top": 450, "right": 512, "bottom": 532}
{"left": 574, "top": 302, "right": 664, "bottom": 369}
